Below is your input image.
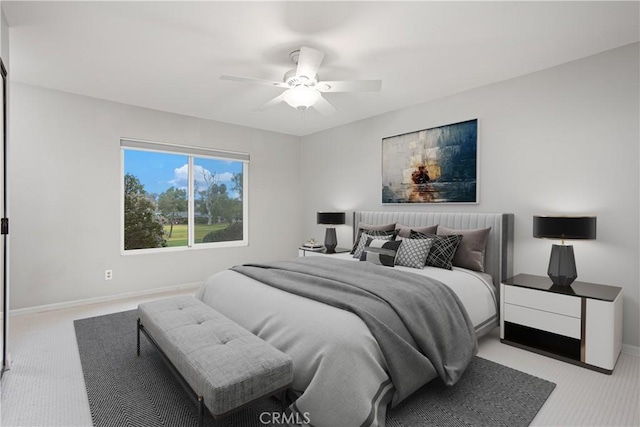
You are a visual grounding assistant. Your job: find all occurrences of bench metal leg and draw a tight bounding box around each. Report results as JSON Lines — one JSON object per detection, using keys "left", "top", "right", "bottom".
{"left": 280, "top": 388, "right": 289, "bottom": 412}
{"left": 198, "top": 396, "right": 204, "bottom": 427}
{"left": 137, "top": 318, "right": 141, "bottom": 357}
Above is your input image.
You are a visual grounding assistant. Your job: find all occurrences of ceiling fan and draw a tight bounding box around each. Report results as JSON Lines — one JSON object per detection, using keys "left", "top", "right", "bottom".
{"left": 220, "top": 46, "right": 382, "bottom": 114}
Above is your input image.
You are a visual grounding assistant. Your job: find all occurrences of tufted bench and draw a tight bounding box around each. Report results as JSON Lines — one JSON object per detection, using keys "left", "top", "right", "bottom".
{"left": 137, "top": 296, "right": 293, "bottom": 426}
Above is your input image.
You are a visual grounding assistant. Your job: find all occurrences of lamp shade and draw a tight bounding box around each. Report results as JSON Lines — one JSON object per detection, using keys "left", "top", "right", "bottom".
{"left": 533, "top": 215, "right": 596, "bottom": 287}
{"left": 283, "top": 86, "right": 321, "bottom": 110}
{"left": 317, "top": 212, "right": 346, "bottom": 225}
{"left": 533, "top": 216, "right": 596, "bottom": 240}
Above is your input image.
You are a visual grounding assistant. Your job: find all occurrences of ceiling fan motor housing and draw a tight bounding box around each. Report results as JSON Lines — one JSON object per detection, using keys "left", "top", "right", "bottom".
{"left": 283, "top": 68, "right": 318, "bottom": 87}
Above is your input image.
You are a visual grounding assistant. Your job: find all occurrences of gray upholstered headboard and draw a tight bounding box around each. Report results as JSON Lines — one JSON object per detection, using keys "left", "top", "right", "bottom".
{"left": 353, "top": 211, "right": 514, "bottom": 288}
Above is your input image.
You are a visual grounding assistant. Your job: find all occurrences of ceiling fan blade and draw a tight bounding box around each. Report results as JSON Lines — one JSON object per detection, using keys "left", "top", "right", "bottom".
{"left": 254, "top": 93, "right": 286, "bottom": 111}
{"left": 296, "top": 47, "right": 325, "bottom": 80}
{"left": 316, "top": 80, "right": 382, "bottom": 93}
{"left": 312, "top": 96, "right": 336, "bottom": 115}
{"left": 220, "top": 75, "right": 289, "bottom": 89}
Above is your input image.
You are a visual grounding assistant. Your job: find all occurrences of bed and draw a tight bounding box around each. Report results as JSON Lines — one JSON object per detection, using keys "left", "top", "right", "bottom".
{"left": 196, "top": 211, "right": 514, "bottom": 427}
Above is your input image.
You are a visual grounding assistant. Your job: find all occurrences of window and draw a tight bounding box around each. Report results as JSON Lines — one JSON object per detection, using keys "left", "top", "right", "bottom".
{"left": 121, "top": 139, "right": 248, "bottom": 252}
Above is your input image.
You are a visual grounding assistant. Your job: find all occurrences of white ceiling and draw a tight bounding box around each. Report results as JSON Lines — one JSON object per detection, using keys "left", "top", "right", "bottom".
{"left": 3, "top": 1, "right": 639, "bottom": 136}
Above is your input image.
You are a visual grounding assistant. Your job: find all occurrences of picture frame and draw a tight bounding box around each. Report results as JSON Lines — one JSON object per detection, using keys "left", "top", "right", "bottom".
{"left": 381, "top": 119, "right": 478, "bottom": 204}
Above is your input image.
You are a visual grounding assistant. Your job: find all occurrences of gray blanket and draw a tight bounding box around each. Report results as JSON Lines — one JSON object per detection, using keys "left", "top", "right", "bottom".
{"left": 231, "top": 257, "right": 477, "bottom": 404}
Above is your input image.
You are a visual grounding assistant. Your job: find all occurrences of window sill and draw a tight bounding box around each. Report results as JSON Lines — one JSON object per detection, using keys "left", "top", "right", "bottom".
{"left": 121, "top": 240, "right": 248, "bottom": 256}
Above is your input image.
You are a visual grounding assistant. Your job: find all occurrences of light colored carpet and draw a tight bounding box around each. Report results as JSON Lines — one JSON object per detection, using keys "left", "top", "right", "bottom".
{"left": 1, "top": 289, "right": 639, "bottom": 427}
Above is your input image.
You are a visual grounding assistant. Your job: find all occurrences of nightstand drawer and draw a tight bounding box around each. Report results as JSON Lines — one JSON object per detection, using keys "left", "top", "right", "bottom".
{"left": 504, "top": 303, "right": 581, "bottom": 339}
{"left": 504, "top": 285, "right": 581, "bottom": 317}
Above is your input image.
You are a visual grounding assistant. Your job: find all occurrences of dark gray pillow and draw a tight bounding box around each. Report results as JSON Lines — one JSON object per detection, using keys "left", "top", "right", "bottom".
{"left": 437, "top": 226, "right": 491, "bottom": 272}
{"left": 395, "top": 224, "right": 438, "bottom": 238}
{"left": 359, "top": 238, "right": 402, "bottom": 267}
{"left": 351, "top": 222, "right": 396, "bottom": 254}
{"left": 411, "top": 231, "right": 462, "bottom": 270}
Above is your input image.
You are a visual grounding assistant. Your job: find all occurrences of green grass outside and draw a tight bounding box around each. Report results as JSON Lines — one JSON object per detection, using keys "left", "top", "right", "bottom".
{"left": 163, "top": 223, "right": 229, "bottom": 247}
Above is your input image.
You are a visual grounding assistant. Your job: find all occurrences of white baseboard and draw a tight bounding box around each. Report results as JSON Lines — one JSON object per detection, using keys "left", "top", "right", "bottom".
{"left": 622, "top": 343, "right": 640, "bottom": 357}
{"left": 9, "top": 282, "right": 202, "bottom": 317}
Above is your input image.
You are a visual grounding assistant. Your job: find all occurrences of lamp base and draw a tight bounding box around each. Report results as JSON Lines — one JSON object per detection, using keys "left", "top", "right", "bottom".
{"left": 547, "top": 244, "right": 577, "bottom": 286}
{"left": 324, "top": 227, "right": 337, "bottom": 254}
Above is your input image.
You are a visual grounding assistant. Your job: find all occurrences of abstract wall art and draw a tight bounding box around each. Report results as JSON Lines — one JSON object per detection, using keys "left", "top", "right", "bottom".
{"left": 382, "top": 119, "right": 478, "bottom": 204}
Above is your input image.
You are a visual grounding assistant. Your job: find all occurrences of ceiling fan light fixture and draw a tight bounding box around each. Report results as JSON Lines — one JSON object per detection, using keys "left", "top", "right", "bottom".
{"left": 283, "top": 85, "right": 321, "bottom": 110}
{"left": 221, "top": 46, "right": 381, "bottom": 114}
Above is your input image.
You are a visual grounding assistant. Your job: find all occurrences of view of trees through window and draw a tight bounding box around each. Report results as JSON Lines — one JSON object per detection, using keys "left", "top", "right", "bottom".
{"left": 123, "top": 148, "right": 246, "bottom": 251}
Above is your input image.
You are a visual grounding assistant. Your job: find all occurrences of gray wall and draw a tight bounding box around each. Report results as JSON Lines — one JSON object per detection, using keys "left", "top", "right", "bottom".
{"left": 1, "top": 10, "right": 8, "bottom": 64}
{"left": 300, "top": 43, "right": 640, "bottom": 349}
{"left": 9, "top": 83, "right": 302, "bottom": 309}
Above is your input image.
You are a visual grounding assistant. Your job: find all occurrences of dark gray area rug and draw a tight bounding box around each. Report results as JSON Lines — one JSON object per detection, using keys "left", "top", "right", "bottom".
{"left": 74, "top": 310, "right": 555, "bottom": 427}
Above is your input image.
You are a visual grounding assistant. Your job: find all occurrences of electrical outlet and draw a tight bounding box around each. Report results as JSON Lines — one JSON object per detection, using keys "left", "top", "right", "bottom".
{"left": 105, "top": 270, "right": 113, "bottom": 280}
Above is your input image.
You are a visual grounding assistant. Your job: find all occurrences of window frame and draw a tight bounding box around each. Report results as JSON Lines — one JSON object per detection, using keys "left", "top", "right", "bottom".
{"left": 120, "top": 138, "right": 249, "bottom": 255}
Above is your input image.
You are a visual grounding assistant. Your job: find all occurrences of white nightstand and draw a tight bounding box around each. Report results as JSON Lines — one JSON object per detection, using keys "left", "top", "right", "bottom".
{"left": 298, "top": 247, "right": 350, "bottom": 257}
{"left": 500, "top": 273, "right": 623, "bottom": 374}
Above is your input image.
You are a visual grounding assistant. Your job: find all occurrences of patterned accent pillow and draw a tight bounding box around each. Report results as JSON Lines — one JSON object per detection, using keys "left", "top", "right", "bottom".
{"left": 395, "top": 236, "right": 434, "bottom": 269}
{"left": 352, "top": 231, "right": 397, "bottom": 259}
{"left": 411, "top": 231, "right": 462, "bottom": 270}
{"left": 351, "top": 223, "right": 396, "bottom": 254}
{"left": 359, "top": 238, "right": 402, "bottom": 267}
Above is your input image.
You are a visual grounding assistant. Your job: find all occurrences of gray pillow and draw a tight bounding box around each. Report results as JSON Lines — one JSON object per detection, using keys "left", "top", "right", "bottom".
{"left": 351, "top": 222, "right": 396, "bottom": 254}
{"left": 395, "top": 224, "right": 438, "bottom": 238}
{"left": 395, "top": 236, "right": 434, "bottom": 269}
{"left": 437, "top": 226, "right": 491, "bottom": 272}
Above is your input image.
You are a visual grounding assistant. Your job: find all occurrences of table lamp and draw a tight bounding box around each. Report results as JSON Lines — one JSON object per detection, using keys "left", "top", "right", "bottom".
{"left": 533, "top": 215, "right": 597, "bottom": 286}
{"left": 317, "top": 212, "right": 346, "bottom": 253}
